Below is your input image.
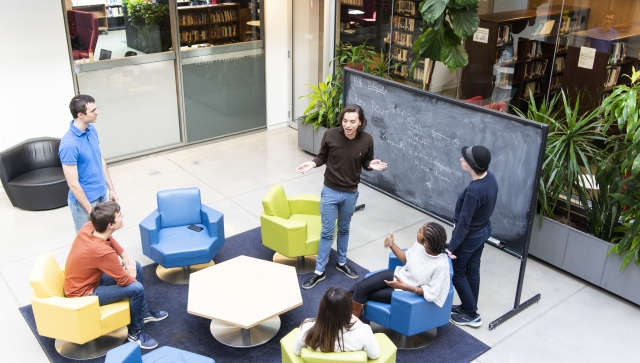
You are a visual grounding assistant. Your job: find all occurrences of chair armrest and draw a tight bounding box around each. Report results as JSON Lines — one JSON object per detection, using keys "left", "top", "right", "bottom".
{"left": 105, "top": 342, "right": 141, "bottom": 363}
{"left": 288, "top": 194, "right": 321, "bottom": 215}
{"left": 370, "top": 333, "right": 397, "bottom": 363}
{"left": 201, "top": 204, "right": 224, "bottom": 240}
{"left": 389, "top": 291, "right": 442, "bottom": 336}
{"left": 281, "top": 328, "right": 304, "bottom": 363}
{"left": 301, "top": 349, "right": 367, "bottom": 363}
{"left": 139, "top": 210, "right": 161, "bottom": 258}
{"left": 261, "top": 214, "right": 307, "bottom": 257}
{"left": 387, "top": 250, "right": 406, "bottom": 270}
{"left": 30, "top": 295, "right": 102, "bottom": 343}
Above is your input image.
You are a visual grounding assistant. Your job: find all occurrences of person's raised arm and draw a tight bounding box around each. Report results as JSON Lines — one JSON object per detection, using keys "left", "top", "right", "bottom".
{"left": 102, "top": 157, "right": 118, "bottom": 202}
{"left": 383, "top": 231, "right": 406, "bottom": 264}
{"left": 62, "top": 164, "right": 93, "bottom": 214}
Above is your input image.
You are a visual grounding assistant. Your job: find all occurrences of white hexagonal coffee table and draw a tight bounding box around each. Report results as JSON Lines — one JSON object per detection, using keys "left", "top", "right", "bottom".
{"left": 188, "top": 255, "right": 303, "bottom": 347}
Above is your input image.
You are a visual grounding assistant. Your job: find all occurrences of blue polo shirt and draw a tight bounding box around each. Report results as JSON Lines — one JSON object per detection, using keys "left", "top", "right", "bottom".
{"left": 58, "top": 121, "right": 107, "bottom": 204}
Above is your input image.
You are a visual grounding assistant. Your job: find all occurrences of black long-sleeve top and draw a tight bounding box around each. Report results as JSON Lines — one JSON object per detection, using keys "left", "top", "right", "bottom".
{"left": 312, "top": 128, "right": 374, "bottom": 192}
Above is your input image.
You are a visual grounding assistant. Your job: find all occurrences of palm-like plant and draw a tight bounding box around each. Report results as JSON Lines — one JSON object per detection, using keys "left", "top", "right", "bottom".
{"left": 299, "top": 73, "right": 343, "bottom": 130}
{"left": 368, "top": 50, "right": 402, "bottom": 80}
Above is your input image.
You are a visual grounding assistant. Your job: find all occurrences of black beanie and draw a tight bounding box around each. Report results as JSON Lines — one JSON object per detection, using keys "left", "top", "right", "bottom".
{"left": 461, "top": 146, "right": 491, "bottom": 174}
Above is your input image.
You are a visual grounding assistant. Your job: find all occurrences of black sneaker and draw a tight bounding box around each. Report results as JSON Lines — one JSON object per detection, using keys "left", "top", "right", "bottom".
{"left": 451, "top": 304, "right": 465, "bottom": 315}
{"left": 127, "top": 329, "right": 159, "bottom": 349}
{"left": 143, "top": 309, "right": 168, "bottom": 324}
{"left": 450, "top": 312, "right": 482, "bottom": 328}
{"left": 336, "top": 263, "right": 359, "bottom": 279}
{"left": 302, "top": 272, "right": 326, "bottom": 290}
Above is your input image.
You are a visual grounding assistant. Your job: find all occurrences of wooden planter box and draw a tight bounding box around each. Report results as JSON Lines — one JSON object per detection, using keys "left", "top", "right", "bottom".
{"left": 529, "top": 214, "right": 640, "bottom": 305}
{"left": 297, "top": 121, "right": 327, "bottom": 155}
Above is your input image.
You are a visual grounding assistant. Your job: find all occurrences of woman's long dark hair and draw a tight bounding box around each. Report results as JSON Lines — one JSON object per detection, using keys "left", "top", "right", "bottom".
{"left": 337, "top": 105, "right": 368, "bottom": 135}
{"left": 301, "top": 287, "right": 355, "bottom": 352}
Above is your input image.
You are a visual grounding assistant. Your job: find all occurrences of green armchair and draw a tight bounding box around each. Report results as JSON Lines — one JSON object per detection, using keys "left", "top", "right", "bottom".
{"left": 280, "top": 327, "right": 397, "bottom": 363}
{"left": 260, "top": 184, "right": 335, "bottom": 273}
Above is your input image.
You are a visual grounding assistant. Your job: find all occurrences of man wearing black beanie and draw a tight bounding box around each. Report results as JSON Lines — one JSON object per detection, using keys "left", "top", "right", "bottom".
{"left": 448, "top": 146, "right": 499, "bottom": 328}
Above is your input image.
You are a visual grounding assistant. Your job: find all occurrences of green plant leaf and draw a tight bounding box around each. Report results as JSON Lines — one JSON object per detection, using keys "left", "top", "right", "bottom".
{"left": 421, "top": 0, "right": 448, "bottom": 24}
{"left": 449, "top": 6, "right": 479, "bottom": 38}
{"left": 414, "top": 27, "right": 445, "bottom": 61}
{"left": 440, "top": 26, "right": 468, "bottom": 70}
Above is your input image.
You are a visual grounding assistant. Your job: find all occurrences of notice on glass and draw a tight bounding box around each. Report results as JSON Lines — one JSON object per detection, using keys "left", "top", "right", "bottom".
{"left": 473, "top": 28, "right": 489, "bottom": 43}
{"left": 578, "top": 47, "right": 596, "bottom": 69}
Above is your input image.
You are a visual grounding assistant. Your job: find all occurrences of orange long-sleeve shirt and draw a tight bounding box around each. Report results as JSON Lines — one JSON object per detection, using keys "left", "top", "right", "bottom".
{"left": 64, "top": 222, "right": 136, "bottom": 297}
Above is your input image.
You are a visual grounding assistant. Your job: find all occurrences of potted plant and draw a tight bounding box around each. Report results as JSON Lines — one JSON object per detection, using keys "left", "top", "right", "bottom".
{"left": 124, "top": 0, "right": 170, "bottom": 53}
{"left": 334, "top": 42, "right": 376, "bottom": 73}
{"left": 297, "top": 73, "right": 343, "bottom": 154}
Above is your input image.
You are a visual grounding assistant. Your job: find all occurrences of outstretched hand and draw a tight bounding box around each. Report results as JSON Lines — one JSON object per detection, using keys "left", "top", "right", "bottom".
{"left": 369, "top": 159, "right": 387, "bottom": 171}
{"left": 383, "top": 231, "right": 395, "bottom": 248}
{"left": 295, "top": 161, "right": 316, "bottom": 174}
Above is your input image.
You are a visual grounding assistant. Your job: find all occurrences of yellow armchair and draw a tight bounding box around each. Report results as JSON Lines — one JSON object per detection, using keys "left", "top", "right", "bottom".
{"left": 29, "top": 253, "right": 130, "bottom": 359}
{"left": 280, "top": 328, "right": 397, "bottom": 363}
{"left": 260, "top": 184, "right": 335, "bottom": 273}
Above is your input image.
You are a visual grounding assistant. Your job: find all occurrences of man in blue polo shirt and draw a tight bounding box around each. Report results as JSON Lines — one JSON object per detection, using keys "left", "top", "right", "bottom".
{"left": 59, "top": 95, "right": 119, "bottom": 232}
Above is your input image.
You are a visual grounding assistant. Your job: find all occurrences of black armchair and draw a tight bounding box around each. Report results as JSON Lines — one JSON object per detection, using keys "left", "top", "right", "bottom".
{"left": 0, "top": 138, "right": 69, "bottom": 210}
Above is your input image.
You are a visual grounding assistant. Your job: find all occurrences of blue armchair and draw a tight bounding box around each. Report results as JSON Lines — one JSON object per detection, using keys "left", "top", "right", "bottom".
{"left": 363, "top": 251, "right": 454, "bottom": 349}
{"left": 139, "top": 187, "right": 225, "bottom": 284}
{"left": 105, "top": 342, "right": 214, "bottom": 363}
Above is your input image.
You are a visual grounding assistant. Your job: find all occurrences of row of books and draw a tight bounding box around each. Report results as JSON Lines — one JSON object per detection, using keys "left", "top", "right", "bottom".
{"left": 550, "top": 75, "right": 562, "bottom": 91}
{"left": 608, "top": 42, "right": 628, "bottom": 65}
{"left": 395, "top": 0, "right": 417, "bottom": 16}
{"left": 211, "top": 25, "right": 237, "bottom": 39}
{"left": 180, "top": 13, "right": 207, "bottom": 26}
{"left": 525, "top": 59, "right": 548, "bottom": 79}
{"left": 495, "top": 44, "right": 517, "bottom": 63}
{"left": 393, "top": 32, "right": 413, "bottom": 47}
{"left": 494, "top": 67, "right": 513, "bottom": 87}
{"left": 106, "top": 6, "right": 123, "bottom": 17}
{"left": 528, "top": 41, "right": 543, "bottom": 59}
{"left": 341, "top": 0, "right": 363, "bottom": 5}
{"left": 211, "top": 10, "right": 237, "bottom": 23}
{"left": 497, "top": 25, "right": 512, "bottom": 44}
{"left": 524, "top": 80, "right": 542, "bottom": 98}
{"left": 556, "top": 36, "right": 568, "bottom": 53}
{"left": 393, "top": 16, "right": 417, "bottom": 31}
{"left": 531, "top": 20, "right": 555, "bottom": 37}
{"left": 391, "top": 48, "right": 410, "bottom": 62}
{"left": 552, "top": 56, "right": 565, "bottom": 73}
{"left": 605, "top": 66, "right": 622, "bottom": 88}
{"left": 392, "top": 64, "right": 425, "bottom": 82}
{"left": 181, "top": 30, "right": 209, "bottom": 43}
{"left": 559, "top": 15, "right": 581, "bottom": 34}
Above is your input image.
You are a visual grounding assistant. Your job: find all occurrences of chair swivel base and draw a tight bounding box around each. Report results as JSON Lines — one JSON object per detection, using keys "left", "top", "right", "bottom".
{"left": 370, "top": 322, "right": 437, "bottom": 349}
{"left": 55, "top": 326, "right": 127, "bottom": 360}
{"left": 156, "top": 261, "right": 215, "bottom": 284}
{"left": 209, "top": 316, "right": 280, "bottom": 348}
{"left": 272, "top": 253, "right": 317, "bottom": 274}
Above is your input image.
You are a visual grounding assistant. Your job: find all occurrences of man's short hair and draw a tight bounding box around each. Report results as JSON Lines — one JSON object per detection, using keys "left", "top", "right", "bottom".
{"left": 69, "top": 94, "right": 96, "bottom": 119}
{"left": 604, "top": 10, "right": 615, "bottom": 18}
{"left": 90, "top": 201, "right": 120, "bottom": 233}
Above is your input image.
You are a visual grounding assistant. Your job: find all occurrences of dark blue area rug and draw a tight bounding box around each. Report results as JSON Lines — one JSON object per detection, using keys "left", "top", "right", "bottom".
{"left": 20, "top": 227, "right": 489, "bottom": 362}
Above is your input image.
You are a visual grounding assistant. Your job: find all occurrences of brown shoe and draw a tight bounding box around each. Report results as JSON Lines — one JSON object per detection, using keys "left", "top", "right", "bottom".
{"left": 352, "top": 299, "right": 365, "bottom": 319}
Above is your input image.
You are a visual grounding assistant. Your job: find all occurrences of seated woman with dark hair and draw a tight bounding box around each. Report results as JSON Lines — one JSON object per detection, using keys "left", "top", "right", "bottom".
{"left": 350, "top": 222, "right": 451, "bottom": 318}
{"left": 293, "top": 287, "right": 380, "bottom": 359}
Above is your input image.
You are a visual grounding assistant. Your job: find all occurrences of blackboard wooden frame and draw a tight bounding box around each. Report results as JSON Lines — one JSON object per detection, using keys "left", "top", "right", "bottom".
{"left": 343, "top": 68, "right": 547, "bottom": 330}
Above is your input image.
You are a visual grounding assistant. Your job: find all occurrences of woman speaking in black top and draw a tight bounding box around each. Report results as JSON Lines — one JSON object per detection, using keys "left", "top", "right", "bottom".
{"left": 448, "top": 146, "right": 499, "bottom": 328}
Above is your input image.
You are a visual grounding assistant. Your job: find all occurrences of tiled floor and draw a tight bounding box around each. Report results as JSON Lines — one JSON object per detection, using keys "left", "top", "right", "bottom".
{"left": 2, "top": 127, "right": 639, "bottom": 362}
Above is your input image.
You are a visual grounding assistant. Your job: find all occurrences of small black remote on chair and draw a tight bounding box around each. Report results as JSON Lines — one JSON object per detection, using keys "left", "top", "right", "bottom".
{"left": 188, "top": 224, "right": 203, "bottom": 232}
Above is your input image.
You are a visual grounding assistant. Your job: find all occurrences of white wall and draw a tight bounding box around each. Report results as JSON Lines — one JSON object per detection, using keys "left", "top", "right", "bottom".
{"left": 264, "top": 0, "right": 292, "bottom": 130}
{"left": 0, "top": 0, "right": 76, "bottom": 151}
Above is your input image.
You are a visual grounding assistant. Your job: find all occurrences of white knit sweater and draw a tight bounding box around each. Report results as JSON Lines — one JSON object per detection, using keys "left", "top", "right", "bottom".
{"left": 394, "top": 242, "right": 451, "bottom": 307}
{"left": 293, "top": 318, "right": 380, "bottom": 359}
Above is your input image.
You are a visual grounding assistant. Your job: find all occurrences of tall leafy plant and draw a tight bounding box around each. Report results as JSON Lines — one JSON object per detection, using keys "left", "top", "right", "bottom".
{"left": 127, "top": 0, "right": 168, "bottom": 26}
{"left": 299, "top": 73, "right": 343, "bottom": 130}
{"left": 601, "top": 67, "right": 640, "bottom": 269}
{"left": 412, "top": 0, "right": 480, "bottom": 87}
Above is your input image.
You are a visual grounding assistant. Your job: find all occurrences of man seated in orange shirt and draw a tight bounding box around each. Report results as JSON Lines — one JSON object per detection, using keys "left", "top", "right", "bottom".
{"left": 64, "top": 201, "right": 167, "bottom": 349}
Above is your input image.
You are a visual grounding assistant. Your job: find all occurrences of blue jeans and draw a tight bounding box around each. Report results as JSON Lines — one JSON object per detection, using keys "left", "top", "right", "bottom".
{"left": 91, "top": 261, "right": 148, "bottom": 331}
{"left": 69, "top": 194, "right": 108, "bottom": 233}
{"left": 452, "top": 223, "right": 491, "bottom": 314}
{"left": 315, "top": 186, "right": 359, "bottom": 273}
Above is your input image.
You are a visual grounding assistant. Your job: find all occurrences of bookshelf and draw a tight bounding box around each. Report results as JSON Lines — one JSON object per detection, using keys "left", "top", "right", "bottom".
{"left": 106, "top": 0, "right": 124, "bottom": 30}
{"left": 388, "top": 0, "right": 429, "bottom": 85}
{"left": 564, "top": 22, "right": 640, "bottom": 112}
{"left": 73, "top": 4, "right": 108, "bottom": 32}
{"left": 461, "top": 6, "right": 590, "bottom": 112}
{"left": 178, "top": 3, "right": 241, "bottom": 46}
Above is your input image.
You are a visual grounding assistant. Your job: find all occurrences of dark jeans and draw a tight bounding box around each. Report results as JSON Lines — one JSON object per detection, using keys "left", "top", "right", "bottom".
{"left": 352, "top": 270, "right": 395, "bottom": 305}
{"left": 452, "top": 224, "right": 491, "bottom": 314}
{"left": 90, "top": 261, "right": 148, "bottom": 331}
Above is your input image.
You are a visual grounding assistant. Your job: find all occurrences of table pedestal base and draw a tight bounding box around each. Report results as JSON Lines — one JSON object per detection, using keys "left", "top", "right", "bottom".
{"left": 209, "top": 316, "right": 280, "bottom": 348}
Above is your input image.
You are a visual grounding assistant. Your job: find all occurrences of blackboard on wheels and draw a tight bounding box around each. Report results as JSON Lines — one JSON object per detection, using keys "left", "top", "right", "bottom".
{"left": 344, "top": 69, "right": 548, "bottom": 258}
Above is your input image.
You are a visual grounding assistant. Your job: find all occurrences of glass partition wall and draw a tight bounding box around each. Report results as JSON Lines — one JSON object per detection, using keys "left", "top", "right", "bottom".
{"left": 333, "top": 0, "right": 640, "bottom": 117}
{"left": 64, "top": 0, "right": 266, "bottom": 159}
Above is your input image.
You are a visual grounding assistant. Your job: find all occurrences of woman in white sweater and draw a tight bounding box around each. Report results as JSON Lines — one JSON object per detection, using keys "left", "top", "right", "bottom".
{"left": 293, "top": 287, "right": 380, "bottom": 359}
{"left": 350, "top": 222, "right": 451, "bottom": 318}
